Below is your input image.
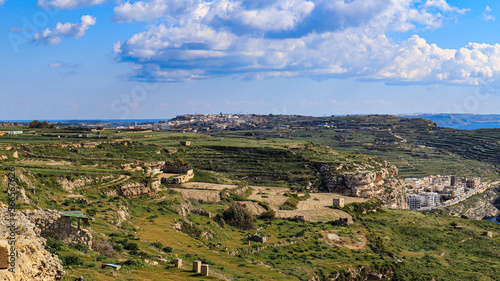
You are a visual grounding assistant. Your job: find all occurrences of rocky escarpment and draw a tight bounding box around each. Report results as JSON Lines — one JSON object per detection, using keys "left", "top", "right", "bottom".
{"left": 22, "top": 209, "right": 93, "bottom": 247}
{"left": 105, "top": 183, "right": 151, "bottom": 198}
{"left": 320, "top": 162, "right": 408, "bottom": 209}
{"left": 0, "top": 207, "right": 64, "bottom": 281}
{"left": 58, "top": 177, "right": 93, "bottom": 192}
{"left": 441, "top": 188, "right": 500, "bottom": 220}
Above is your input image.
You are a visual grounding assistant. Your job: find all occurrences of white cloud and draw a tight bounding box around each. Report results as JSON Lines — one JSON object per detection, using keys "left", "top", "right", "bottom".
{"left": 33, "top": 15, "right": 96, "bottom": 45}
{"left": 38, "top": 0, "right": 105, "bottom": 9}
{"left": 424, "top": 0, "right": 468, "bottom": 14}
{"left": 0, "top": 0, "right": 5, "bottom": 6}
{"left": 113, "top": 0, "right": 499, "bottom": 85}
{"left": 483, "top": 6, "right": 495, "bottom": 21}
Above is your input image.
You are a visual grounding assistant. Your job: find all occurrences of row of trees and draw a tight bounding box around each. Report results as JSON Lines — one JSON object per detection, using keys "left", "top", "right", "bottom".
{"left": 29, "top": 120, "right": 55, "bottom": 128}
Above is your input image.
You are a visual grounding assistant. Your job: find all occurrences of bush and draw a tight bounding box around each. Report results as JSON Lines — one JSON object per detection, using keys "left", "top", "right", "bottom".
{"left": 70, "top": 243, "right": 88, "bottom": 253}
{"left": 151, "top": 241, "right": 163, "bottom": 249}
{"left": 46, "top": 237, "right": 65, "bottom": 252}
{"left": 119, "top": 258, "right": 147, "bottom": 268}
{"left": 259, "top": 209, "right": 276, "bottom": 221}
{"left": 60, "top": 254, "right": 83, "bottom": 266}
{"left": 162, "top": 246, "right": 174, "bottom": 253}
{"left": 92, "top": 235, "right": 115, "bottom": 257}
{"left": 222, "top": 204, "right": 256, "bottom": 230}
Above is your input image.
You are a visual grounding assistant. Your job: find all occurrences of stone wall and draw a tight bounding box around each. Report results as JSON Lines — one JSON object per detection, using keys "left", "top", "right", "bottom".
{"left": 22, "top": 210, "right": 92, "bottom": 247}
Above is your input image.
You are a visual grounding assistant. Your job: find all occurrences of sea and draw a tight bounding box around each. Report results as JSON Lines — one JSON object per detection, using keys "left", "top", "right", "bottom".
{"left": 446, "top": 122, "right": 500, "bottom": 130}
{"left": 0, "top": 119, "right": 168, "bottom": 126}
{"left": 484, "top": 217, "right": 500, "bottom": 223}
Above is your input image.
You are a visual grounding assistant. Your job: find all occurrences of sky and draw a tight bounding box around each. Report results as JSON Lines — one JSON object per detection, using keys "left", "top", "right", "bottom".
{"left": 2, "top": 0, "right": 500, "bottom": 119}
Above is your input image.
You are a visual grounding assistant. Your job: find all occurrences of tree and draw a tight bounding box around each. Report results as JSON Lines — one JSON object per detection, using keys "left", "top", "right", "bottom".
{"left": 29, "top": 120, "right": 55, "bottom": 129}
{"left": 222, "top": 203, "right": 256, "bottom": 230}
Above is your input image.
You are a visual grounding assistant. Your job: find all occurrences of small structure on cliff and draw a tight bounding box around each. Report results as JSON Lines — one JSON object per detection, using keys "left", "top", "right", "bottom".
{"left": 180, "top": 141, "right": 191, "bottom": 146}
{"left": 333, "top": 197, "right": 345, "bottom": 207}
{"left": 59, "top": 211, "right": 89, "bottom": 230}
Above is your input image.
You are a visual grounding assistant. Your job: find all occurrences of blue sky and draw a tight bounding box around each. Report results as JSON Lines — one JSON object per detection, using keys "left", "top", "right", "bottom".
{"left": 1, "top": 0, "right": 500, "bottom": 119}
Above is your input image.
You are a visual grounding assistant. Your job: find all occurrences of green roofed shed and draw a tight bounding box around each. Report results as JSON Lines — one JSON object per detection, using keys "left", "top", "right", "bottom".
{"left": 60, "top": 211, "right": 89, "bottom": 229}
{"left": 60, "top": 211, "right": 88, "bottom": 219}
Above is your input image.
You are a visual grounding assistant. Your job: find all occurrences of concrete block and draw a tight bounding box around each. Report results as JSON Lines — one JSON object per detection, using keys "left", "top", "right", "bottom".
{"left": 193, "top": 260, "right": 201, "bottom": 273}
{"left": 201, "top": 264, "right": 209, "bottom": 276}
{"left": 174, "top": 258, "right": 182, "bottom": 268}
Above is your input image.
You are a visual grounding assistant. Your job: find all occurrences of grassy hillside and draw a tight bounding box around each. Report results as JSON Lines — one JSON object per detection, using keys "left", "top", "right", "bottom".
{"left": 0, "top": 117, "right": 499, "bottom": 280}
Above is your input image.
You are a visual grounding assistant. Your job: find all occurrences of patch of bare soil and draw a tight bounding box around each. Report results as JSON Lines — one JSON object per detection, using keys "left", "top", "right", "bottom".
{"left": 235, "top": 201, "right": 266, "bottom": 215}
{"left": 20, "top": 159, "right": 74, "bottom": 166}
{"left": 169, "top": 188, "right": 221, "bottom": 203}
{"left": 322, "top": 230, "right": 367, "bottom": 250}
{"left": 182, "top": 182, "right": 237, "bottom": 190}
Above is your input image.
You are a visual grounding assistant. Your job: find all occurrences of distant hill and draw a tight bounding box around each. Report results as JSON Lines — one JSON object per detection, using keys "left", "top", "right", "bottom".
{"left": 399, "top": 113, "right": 500, "bottom": 129}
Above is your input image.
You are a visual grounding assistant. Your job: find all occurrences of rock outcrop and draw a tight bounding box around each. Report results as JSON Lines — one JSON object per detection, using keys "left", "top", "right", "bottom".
{"left": 105, "top": 183, "right": 151, "bottom": 197}
{"left": 22, "top": 210, "right": 93, "bottom": 247}
{"left": 58, "top": 177, "right": 93, "bottom": 192}
{"left": 442, "top": 188, "right": 500, "bottom": 220}
{"left": 115, "top": 205, "right": 130, "bottom": 225}
{"left": 118, "top": 183, "right": 151, "bottom": 198}
{"left": 0, "top": 208, "right": 64, "bottom": 281}
{"left": 320, "top": 162, "right": 407, "bottom": 209}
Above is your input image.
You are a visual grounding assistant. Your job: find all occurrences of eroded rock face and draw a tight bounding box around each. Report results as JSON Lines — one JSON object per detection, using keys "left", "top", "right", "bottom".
{"left": 119, "top": 183, "right": 151, "bottom": 198}
{"left": 22, "top": 210, "right": 92, "bottom": 247}
{"left": 0, "top": 208, "right": 64, "bottom": 281}
{"left": 115, "top": 205, "right": 130, "bottom": 225}
{"left": 58, "top": 177, "right": 93, "bottom": 192}
{"left": 443, "top": 188, "right": 500, "bottom": 220}
{"left": 320, "top": 162, "right": 407, "bottom": 209}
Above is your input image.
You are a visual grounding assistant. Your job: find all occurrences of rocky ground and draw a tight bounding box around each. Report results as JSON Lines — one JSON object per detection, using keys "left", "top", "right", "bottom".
{"left": 0, "top": 206, "right": 64, "bottom": 281}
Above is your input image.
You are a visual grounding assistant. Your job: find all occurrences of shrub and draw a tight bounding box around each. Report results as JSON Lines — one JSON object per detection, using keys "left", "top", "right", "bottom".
{"left": 151, "top": 241, "right": 163, "bottom": 249}
{"left": 60, "top": 254, "right": 83, "bottom": 266}
{"left": 259, "top": 209, "right": 276, "bottom": 221}
{"left": 162, "top": 246, "right": 174, "bottom": 253}
{"left": 119, "top": 258, "right": 147, "bottom": 268}
{"left": 70, "top": 243, "right": 88, "bottom": 253}
{"left": 222, "top": 204, "right": 256, "bottom": 230}
{"left": 92, "top": 235, "right": 115, "bottom": 257}
{"left": 45, "top": 237, "right": 65, "bottom": 252}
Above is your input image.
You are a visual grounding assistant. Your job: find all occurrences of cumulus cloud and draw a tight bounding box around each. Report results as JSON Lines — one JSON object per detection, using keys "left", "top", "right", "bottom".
{"left": 38, "top": 0, "right": 105, "bottom": 9}
{"left": 112, "top": 0, "right": 500, "bottom": 85}
{"left": 33, "top": 15, "right": 96, "bottom": 45}
{"left": 483, "top": 6, "right": 495, "bottom": 21}
{"left": 49, "top": 62, "right": 80, "bottom": 69}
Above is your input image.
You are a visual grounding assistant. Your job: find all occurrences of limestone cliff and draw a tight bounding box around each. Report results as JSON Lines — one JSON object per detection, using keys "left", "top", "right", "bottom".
{"left": 0, "top": 208, "right": 64, "bottom": 281}
{"left": 320, "top": 162, "right": 408, "bottom": 209}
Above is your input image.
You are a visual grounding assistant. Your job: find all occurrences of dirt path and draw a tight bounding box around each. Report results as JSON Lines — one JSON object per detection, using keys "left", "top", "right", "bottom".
{"left": 100, "top": 175, "right": 129, "bottom": 188}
